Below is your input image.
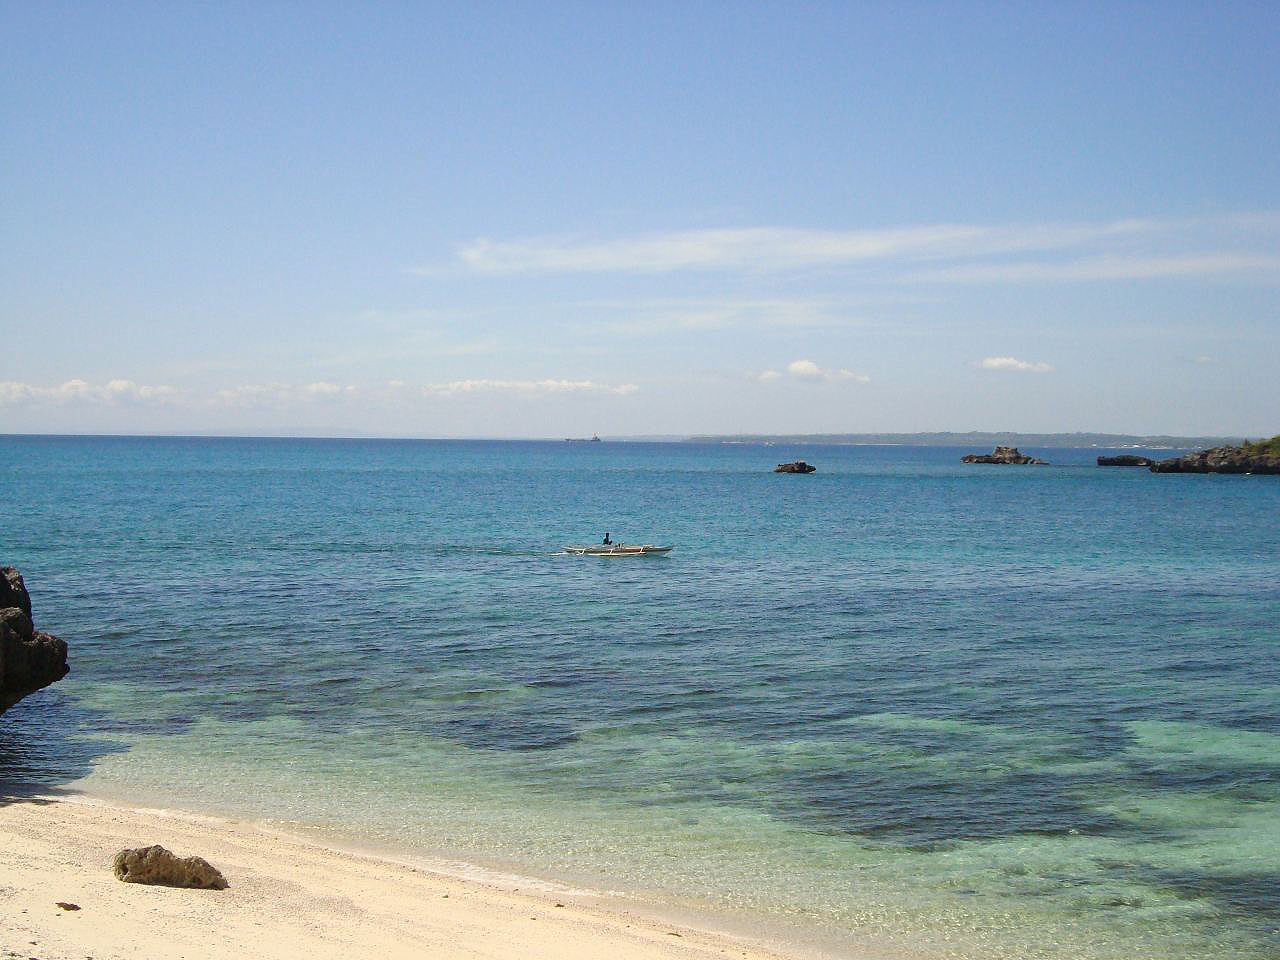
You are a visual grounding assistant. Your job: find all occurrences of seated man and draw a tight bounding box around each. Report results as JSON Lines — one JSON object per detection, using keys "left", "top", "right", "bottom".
{"left": 602, "top": 532, "right": 612, "bottom": 545}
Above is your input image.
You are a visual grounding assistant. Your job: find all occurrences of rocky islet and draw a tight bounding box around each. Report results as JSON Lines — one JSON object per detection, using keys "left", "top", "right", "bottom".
{"left": 1150, "top": 441, "right": 1280, "bottom": 475}
{"left": 961, "top": 446, "right": 1048, "bottom": 465}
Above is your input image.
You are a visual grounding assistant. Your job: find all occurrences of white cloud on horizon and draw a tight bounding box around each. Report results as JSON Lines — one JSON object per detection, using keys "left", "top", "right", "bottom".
{"left": 0, "top": 377, "right": 639, "bottom": 409}
{"left": 214, "top": 383, "right": 307, "bottom": 408}
{"left": 303, "top": 381, "right": 359, "bottom": 398}
{"left": 755, "top": 360, "right": 870, "bottom": 384}
{"left": 420, "top": 378, "right": 638, "bottom": 396}
{"left": 0, "top": 378, "right": 181, "bottom": 405}
{"left": 977, "top": 356, "right": 1054, "bottom": 373}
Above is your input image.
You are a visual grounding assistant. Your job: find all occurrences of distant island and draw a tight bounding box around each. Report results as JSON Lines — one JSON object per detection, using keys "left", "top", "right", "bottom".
{"left": 684, "top": 432, "right": 1245, "bottom": 449}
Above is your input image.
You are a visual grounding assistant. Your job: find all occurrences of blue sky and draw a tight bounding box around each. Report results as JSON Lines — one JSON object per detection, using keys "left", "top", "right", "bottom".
{"left": 3, "top": 2, "right": 1277, "bottom": 437}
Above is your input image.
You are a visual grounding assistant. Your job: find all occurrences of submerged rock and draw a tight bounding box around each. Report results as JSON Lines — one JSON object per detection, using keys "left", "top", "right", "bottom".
{"left": 1151, "top": 442, "right": 1280, "bottom": 475}
{"left": 0, "top": 567, "right": 70, "bottom": 714}
{"left": 774, "top": 461, "right": 817, "bottom": 473}
{"left": 112, "top": 845, "right": 228, "bottom": 889}
{"left": 961, "top": 446, "right": 1048, "bottom": 465}
{"left": 1098, "top": 455, "right": 1155, "bottom": 467}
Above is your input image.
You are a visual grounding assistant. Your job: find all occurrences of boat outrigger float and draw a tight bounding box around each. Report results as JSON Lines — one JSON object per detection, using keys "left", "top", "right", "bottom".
{"left": 564, "top": 543, "right": 673, "bottom": 556}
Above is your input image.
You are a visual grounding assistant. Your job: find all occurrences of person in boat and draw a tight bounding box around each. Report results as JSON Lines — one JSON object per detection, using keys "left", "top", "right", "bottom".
{"left": 602, "top": 532, "right": 612, "bottom": 545}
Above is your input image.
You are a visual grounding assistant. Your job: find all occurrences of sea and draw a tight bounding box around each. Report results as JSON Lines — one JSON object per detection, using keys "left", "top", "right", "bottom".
{"left": 2, "top": 435, "right": 1277, "bottom": 959}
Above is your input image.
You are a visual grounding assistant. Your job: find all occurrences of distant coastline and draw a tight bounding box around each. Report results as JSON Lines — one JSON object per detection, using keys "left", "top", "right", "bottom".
{"left": 682, "top": 431, "right": 1245, "bottom": 449}
{"left": 0, "top": 430, "right": 1252, "bottom": 448}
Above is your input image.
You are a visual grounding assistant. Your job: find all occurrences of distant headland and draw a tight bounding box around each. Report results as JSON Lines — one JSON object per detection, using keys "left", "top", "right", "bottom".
{"left": 683, "top": 432, "right": 1245, "bottom": 449}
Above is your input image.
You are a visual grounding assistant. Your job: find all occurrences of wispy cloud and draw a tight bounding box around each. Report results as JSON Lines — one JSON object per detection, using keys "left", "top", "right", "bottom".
{"left": 564, "top": 297, "right": 867, "bottom": 337}
{"left": 977, "top": 356, "right": 1054, "bottom": 373}
{"left": 448, "top": 220, "right": 1159, "bottom": 276}
{"left": 430, "top": 215, "right": 1280, "bottom": 287}
{"left": 918, "top": 253, "right": 1280, "bottom": 284}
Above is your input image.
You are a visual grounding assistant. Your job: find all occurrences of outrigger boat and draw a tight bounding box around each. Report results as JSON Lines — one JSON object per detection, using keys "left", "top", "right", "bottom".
{"left": 564, "top": 543, "right": 673, "bottom": 556}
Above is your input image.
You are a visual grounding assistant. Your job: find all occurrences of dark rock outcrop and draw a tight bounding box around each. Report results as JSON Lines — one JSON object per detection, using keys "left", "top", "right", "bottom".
{"left": 1, "top": 567, "right": 33, "bottom": 619}
{"left": 1150, "top": 445, "right": 1280, "bottom": 475}
{"left": 961, "top": 446, "right": 1048, "bottom": 465}
{"left": 1, "top": 567, "right": 70, "bottom": 714}
{"left": 774, "top": 461, "right": 816, "bottom": 473}
{"left": 1098, "top": 455, "right": 1155, "bottom": 467}
{"left": 113, "top": 845, "right": 229, "bottom": 889}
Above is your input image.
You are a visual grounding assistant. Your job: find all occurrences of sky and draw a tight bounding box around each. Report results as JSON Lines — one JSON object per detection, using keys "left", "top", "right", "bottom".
{"left": 2, "top": 2, "right": 1277, "bottom": 438}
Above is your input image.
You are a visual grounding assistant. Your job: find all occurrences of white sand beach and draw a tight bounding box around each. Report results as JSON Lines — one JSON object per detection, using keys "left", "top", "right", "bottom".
{"left": 0, "top": 794, "right": 817, "bottom": 960}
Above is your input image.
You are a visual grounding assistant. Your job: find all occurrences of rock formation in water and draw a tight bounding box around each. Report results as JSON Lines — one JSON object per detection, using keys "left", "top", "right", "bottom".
{"left": 1098, "top": 455, "right": 1155, "bottom": 467}
{"left": 961, "top": 446, "right": 1048, "bottom": 465}
{"left": 1, "top": 566, "right": 70, "bottom": 714}
{"left": 774, "top": 461, "right": 817, "bottom": 473}
{"left": 1150, "top": 439, "right": 1280, "bottom": 475}
{"left": 113, "top": 845, "right": 229, "bottom": 889}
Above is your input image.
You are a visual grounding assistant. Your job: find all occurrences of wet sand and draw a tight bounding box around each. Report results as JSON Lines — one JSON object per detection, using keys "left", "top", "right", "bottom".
{"left": 0, "top": 793, "right": 817, "bottom": 960}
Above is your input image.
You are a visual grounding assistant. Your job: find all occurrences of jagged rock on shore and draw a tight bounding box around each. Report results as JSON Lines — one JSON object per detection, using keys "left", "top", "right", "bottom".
{"left": 1150, "top": 442, "right": 1280, "bottom": 475}
{"left": 113, "top": 845, "right": 229, "bottom": 889}
{"left": 1098, "top": 455, "right": 1155, "bottom": 467}
{"left": 774, "top": 461, "right": 817, "bottom": 473}
{"left": 1, "top": 567, "right": 70, "bottom": 714}
{"left": 961, "top": 446, "right": 1048, "bottom": 465}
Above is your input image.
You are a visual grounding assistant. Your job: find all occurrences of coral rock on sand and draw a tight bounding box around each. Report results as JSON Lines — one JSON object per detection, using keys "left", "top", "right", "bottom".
{"left": 113, "top": 845, "right": 229, "bottom": 889}
{"left": 774, "top": 461, "right": 817, "bottom": 473}
{"left": 961, "top": 446, "right": 1048, "bottom": 465}
{"left": 0, "top": 566, "right": 70, "bottom": 715}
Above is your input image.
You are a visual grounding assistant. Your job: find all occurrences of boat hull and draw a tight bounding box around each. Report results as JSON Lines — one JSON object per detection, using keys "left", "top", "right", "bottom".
{"left": 563, "top": 545, "right": 673, "bottom": 556}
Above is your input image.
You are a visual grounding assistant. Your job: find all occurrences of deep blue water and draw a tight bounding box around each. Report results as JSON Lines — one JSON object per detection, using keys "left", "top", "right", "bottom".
{"left": 2, "top": 436, "right": 1278, "bottom": 959}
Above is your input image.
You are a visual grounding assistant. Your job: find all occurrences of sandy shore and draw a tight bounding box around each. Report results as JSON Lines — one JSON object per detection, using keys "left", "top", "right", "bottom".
{"left": 0, "top": 793, "right": 816, "bottom": 960}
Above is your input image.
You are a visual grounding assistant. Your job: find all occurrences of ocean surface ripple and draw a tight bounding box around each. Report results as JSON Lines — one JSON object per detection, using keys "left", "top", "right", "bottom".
{"left": 2, "top": 437, "right": 1278, "bottom": 959}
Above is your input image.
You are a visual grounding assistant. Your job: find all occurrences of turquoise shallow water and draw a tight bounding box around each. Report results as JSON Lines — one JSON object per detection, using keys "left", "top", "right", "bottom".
{"left": 2, "top": 436, "right": 1278, "bottom": 958}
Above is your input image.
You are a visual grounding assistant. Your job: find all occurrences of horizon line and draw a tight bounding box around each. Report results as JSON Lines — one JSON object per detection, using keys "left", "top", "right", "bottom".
{"left": 0, "top": 429, "right": 1257, "bottom": 444}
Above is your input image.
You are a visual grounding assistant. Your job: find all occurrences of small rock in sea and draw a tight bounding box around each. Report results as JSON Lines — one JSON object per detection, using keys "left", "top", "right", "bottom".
{"left": 774, "top": 460, "right": 816, "bottom": 473}
{"left": 112, "top": 845, "right": 228, "bottom": 890}
{"left": 960, "top": 446, "right": 1048, "bottom": 465}
{"left": 54, "top": 902, "right": 80, "bottom": 911}
{"left": 1097, "top": 455, "right": 1154, "bottom": 467}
